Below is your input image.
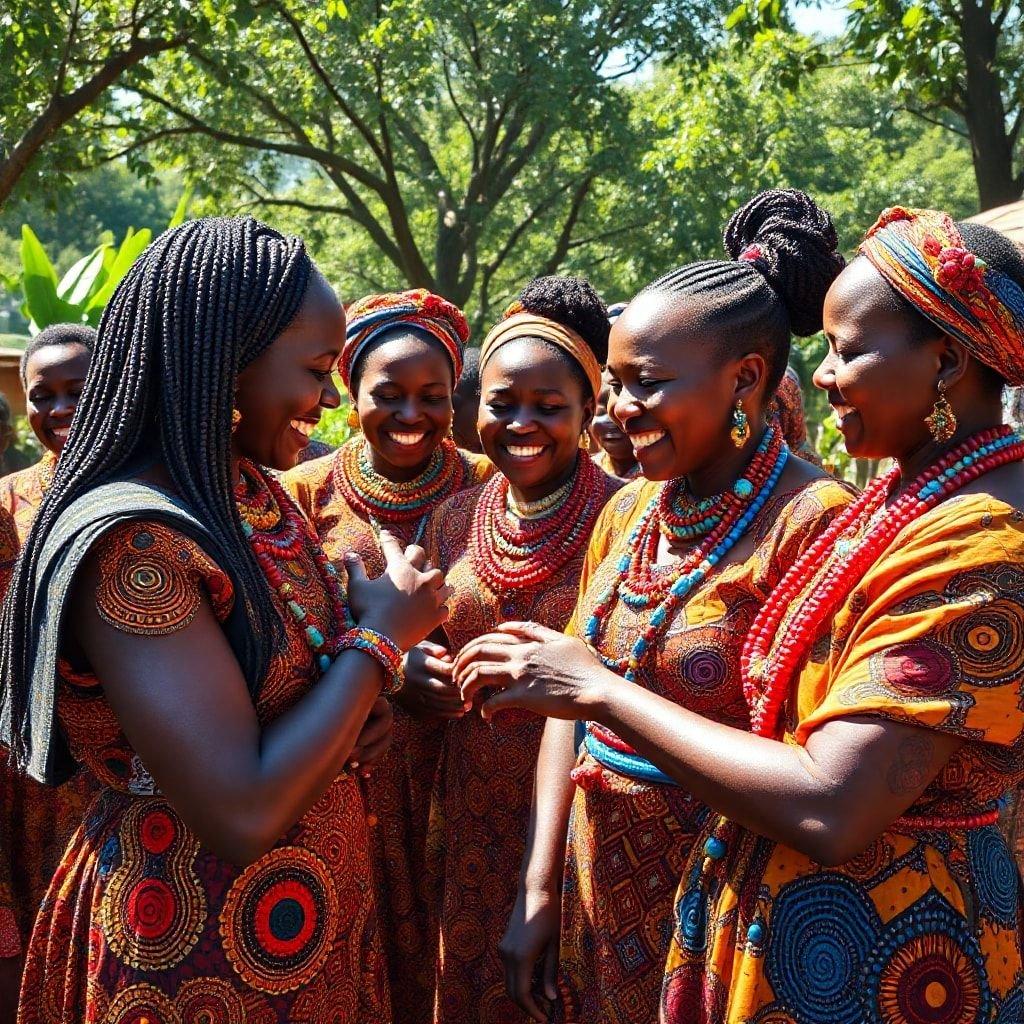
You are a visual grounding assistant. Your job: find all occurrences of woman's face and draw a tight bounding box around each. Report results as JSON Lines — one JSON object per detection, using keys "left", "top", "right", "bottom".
{"left": 478, "top": 339, "right": 593, "bottom": 500}
{"left": 590, "top": 371, "right": 634, "bottom": 466}
{"left": 25, "top": 342, "right": 91, "bottom": 455}
{"left": 234, "top": 273, "right": 344, "bottom": 471}
{"left": 353, "top": 332, "right": 455, "bottom": 476}
{"left": 815, "top": 258, "right": 943, "bottom": 461}
{"left": 606, "top": 292, "right": 752, "bottom": 482}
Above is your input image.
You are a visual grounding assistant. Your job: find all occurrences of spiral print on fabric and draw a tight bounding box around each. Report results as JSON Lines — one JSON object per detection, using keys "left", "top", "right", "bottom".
{"left": 968, "top": 826, "right": 1020, "bottom": 927}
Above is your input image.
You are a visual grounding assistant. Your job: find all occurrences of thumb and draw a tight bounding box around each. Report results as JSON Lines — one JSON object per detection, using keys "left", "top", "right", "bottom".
{"left": 420, "top": 640, "right": 450, "bottom": 660}
{"left": 480, "top": 686, "right": 521, "bottom": 721}
{"left": 343, "top": 551, "right": 369, "bottom": 584}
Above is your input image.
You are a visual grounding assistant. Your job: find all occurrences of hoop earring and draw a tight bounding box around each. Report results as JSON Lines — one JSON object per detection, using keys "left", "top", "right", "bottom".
{"left": 347, "top": 407, "right": 360, "bottom": 430}
{"left": 925, "top": 379, "right": 957, "bottom": 443}
{"left": 730, "top": 400, "right": 750, "bottom": 448}
{"left": 231, "top": 408, "right": 242, "bottom": 434}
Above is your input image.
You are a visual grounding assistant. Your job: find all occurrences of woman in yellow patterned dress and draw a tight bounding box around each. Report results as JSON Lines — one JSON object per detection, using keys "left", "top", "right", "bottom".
{"left": 282, "top": 289, "right": 492, "bottom": 1024}
{"left": 422, "top": 276, "right": 622, "bottom": 1024}
{"left": 454, "top": 191, "right": 850, "bottom": 1024}
{"left": 0, "top": 217, "right": 449, "bottom": 1023}
{"left": 0, "top": 324, "right": 95, "bottom": 1017}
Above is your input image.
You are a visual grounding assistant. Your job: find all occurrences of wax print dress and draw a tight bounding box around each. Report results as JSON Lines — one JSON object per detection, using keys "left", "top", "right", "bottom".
{"left": 283, "top": 439, "right": 492, "bottom": 1024}
{"left": 424, "top": 468, "right": 622, "bottom": 1024}
{"left": 661, "top": 495, "right": 1024, "bottom": 1024}
{"left": 18, "top": 467, "right": 386, "bottom": 1023}
{"left": 559, "top": 475, "right": 853, "bottom": 1024}
{"left": 0, "top": 453, "right": 94, "bottom": 964}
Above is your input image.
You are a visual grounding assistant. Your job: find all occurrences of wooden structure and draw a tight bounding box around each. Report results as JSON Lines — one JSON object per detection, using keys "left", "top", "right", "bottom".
{"left": 0, "top": 347, "right": 24, "bottom": 414}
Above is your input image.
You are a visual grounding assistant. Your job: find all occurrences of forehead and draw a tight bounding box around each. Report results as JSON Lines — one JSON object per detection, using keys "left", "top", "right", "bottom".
{"left": 481, "top": 338, "right": 576, "bottom": 389}
{"left": 824, "top": 257, "right": 911, "bottom": 332}
{"left": 359, "top": 330, "right": 453, "bottom": 381}
{"left": 609, "top": 291, "right": 715, "bottom": 364}
{"left": 26, "top": 343, "right": 91, "bottom": 379}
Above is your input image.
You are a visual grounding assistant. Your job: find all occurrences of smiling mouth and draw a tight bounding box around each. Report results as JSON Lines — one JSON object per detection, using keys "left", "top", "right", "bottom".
{"left": 388, "top": 431, "right": 427, "bottom": 447}
{"left": 830, "top": 404, "right": 858, "bottom": 426}
{"left": 504, "top": 444, "right": 546, "bottom": 459}
{"left": 51, "top": 426, "right": 70, "bottom": 441}
{"left": 630, "top": 429, "right": 666, "bottom": 453}
{"left": 289, "top": 419, "right": 318, "bottom": 438}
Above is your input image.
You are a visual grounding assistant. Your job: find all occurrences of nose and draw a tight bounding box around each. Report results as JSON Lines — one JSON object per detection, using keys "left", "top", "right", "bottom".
{"left": 505, "top": 413, "right": 537, "bottom": 435}
{"left": 50, "top": 396, "right": 76, "bottom": 420}
{"left": 612, "top": 387, "right": 643, "bottom": 429}
{"left": 812, "top": 351, "right": 836, "bottom": 392}
{"left": 394, "top": 398, "right": 425, "bottom": 424}
{"left": 321, "top": 376, "right": 342, "bottom": 410}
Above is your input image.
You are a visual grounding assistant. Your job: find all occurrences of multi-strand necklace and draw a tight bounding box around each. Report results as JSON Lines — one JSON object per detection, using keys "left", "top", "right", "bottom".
{"left": 236, "top": 459, "right": 353, "bottom": 673}
{"left": 470, "top": 452, "right": 605, "bottom": 593}
{"left": 333, "top": 435, "right": 466, "bottom": 544}
{"left": 584, "top": 426, "right": 788, "bottom": 682}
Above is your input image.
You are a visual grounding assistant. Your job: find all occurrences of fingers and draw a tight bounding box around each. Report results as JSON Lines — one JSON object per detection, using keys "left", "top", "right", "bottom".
{"left": 543, "top": 940, "right": 559, "bottom": 1001}
{"left": 418, "top": 640, "right": 450, "bottom": 660}
{"left": 422, "top": 655, "right": 455, "bottom": 679}
{"left": 453, "top": 633, "right": 525, "bottom": 677}
{"left": 502, "top": 953, "right": 548, "bottom": 1023}
{"left": 481, "top": 684, "right": 525, "bottom": 721}
{"left": 343, "top": 551, "right": 368, "bottom": 584}
{"left": 497, "top": 621, "right": 563, "bottom": 644}
{"left": 459, "top": 663, "right": 515, "bottom": 705}
{"left": 405, "top": 543, "right": 428, "bottom": 570}
{"left": 377, "top": 530, "right": 406, "bottom": 565}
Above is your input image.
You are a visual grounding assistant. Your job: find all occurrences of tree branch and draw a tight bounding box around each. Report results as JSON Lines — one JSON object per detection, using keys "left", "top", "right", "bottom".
{"left": 541, "top": 175, "right": 594, "bottom": 275}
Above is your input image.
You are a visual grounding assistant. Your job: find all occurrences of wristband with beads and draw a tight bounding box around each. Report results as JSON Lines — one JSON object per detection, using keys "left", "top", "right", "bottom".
{"left": 335, "top": 627, "right": 405, "bottom": 694}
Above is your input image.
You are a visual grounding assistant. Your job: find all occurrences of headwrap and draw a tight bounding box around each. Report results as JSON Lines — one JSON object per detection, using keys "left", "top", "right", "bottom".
{"left": 341, "top": 288, "right": 469, "bottom": 391}
{"left": 859, "top": 207, "right": 1024, "bottom": 386}
{"left": 607, "top": 301, "right": 628, "bottom": 323}
{"left": 480, "top": 310, "right": 603, "bottom": 400}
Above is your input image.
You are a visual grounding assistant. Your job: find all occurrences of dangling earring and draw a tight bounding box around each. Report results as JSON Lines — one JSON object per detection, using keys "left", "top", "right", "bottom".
{"left": 730, "top": 400, "right": 750, "bottom": 448}
{"left": 579, "top": 430, "right": 592, "bottom": 452}
{"left": 347, "top": 407, "right": 360, "bottom": 430}
{"left": 925, "top": 379, "right": 957, "bottom": 443}
{"left": 231, "top": 408, "right": 242, "bottom": 434}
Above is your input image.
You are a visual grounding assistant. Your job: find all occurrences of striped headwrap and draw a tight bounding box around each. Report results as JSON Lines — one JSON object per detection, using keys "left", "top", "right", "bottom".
{"left": 341, "top": 288, "right": 469, "bottom": 391}
{"left": 860, "top": 207, "right": 1024, "bottom": 386}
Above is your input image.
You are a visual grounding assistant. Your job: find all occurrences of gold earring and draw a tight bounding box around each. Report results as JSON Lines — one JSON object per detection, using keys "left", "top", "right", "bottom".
{"left": 231, "top": 408, "right": 242, "bottom": 434}
{"left": 579, "top": 430, "right": 592, "bottom": 452}
{"left": 925, "top": 380, "right": 957, "bottom": 443}
{"left": 347, "top": 407, "right": 360, "bottom": 430}
{"left": 730, "top": 400, "right": 750, "bottom": 448}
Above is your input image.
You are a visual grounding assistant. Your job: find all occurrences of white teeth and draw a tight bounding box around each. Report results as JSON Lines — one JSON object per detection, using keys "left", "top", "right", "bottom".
{"left": 290, "top": 419, "right": 316, "bottom": 437}
{"left": 51, "top": 427, "right": 70, "bottom": 438}
{"left": 506, "top": 445, "right": 545, "bottom": 458}
{"left": 389, "top": 432, "right": 426, "bottom": 446}
{"left": 631, "top": 430, "right": 666, "bottom": 451}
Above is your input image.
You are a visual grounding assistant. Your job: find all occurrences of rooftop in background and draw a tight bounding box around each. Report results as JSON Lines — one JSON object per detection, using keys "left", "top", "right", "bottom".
{"left": 966, "top": 200, "right": 1024, "bottom": 245}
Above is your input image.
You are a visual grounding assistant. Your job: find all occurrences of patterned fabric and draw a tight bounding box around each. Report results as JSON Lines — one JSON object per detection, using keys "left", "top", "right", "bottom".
{"left": 0, "top": 458, "right": 95, "bottom": 965}
{"left": 283, "top": 446, "right": 492, "bottom": 1024}
{"left": 558, "top": 476, "right": 852, "bottom": 1024}
{"left": 424, "top": 470, "right": 622, "bottom": 1024}
{"left": 17, "top": 467, "right": 387, "bottom": 1023}
{"left": 592, "top": 450, "right": 641, "bottom": 482}
{"left": 342, "top": 289, "right": 469, "bottom": 390}
{"left": 661, "top": 495, "right": 1024, "bottom": 1024}
{"left": 297, "top": 438, "right": 333, "bottom": 464}
{"left": 860, "top": 207, "right": 1024, "bottom": 386}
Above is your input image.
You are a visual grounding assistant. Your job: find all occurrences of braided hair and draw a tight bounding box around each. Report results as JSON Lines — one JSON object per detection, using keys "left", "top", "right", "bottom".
{"left": 20, "top": 323, "right": 96, "bottom": 387}
{"left": 1, "top": 217, "right": 313, "bottom": 762}
{"left": 645, "top": 189, "right": 844, "bottom": 394}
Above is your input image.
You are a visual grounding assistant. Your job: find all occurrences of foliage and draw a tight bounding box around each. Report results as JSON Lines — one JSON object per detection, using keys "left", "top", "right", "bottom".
{"left": 312, "top": 395, "right": 356, "bottom": 448}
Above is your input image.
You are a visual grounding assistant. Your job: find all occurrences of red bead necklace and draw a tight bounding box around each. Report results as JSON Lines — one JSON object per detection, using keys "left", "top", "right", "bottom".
{"left": 470, "top": 453, "right": 605, "bottom": 592}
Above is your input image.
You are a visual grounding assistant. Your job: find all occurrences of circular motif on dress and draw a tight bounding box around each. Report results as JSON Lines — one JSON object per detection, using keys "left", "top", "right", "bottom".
{"left": 946, "top": 597, "right": 1024, "bottom": 685}
{"left": 765, "top": 873, "right": 880, "bottom": 1024}
{"left": 174, "top": 976, "right": 245, "bottom": 1024}
{"left": 877, "top": 641, "right": 955, "bottom": 696}
{"left": 102, "top": 982, "right": 181, "bottom": 1024}
{"left": 140, "top": 809, "right": 177, "bottom": 855}
{"left": 865, "top": 892, "right": 989, "bottom": 1024}
{"left": 968, "top": 827, "right": 1019, "bottom": 927}
{"left": 674, "top": 883, "right": 709, "bottom": 955}
{"left": 681, "top": 647, "right": 729, "bottom": 695}
{"left": 220, "top": 845, "right": 339, "bottom": 995}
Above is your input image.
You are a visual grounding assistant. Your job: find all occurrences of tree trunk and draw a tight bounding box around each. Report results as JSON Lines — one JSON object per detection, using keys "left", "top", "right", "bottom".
{"left": 960, "top": 0, "right": 1021, "bottom": 209}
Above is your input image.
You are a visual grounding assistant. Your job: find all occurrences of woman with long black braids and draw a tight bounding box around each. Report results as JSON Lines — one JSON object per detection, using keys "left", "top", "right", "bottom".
{"left": 0, "top": 217, "right": 450, "bottom": 1023}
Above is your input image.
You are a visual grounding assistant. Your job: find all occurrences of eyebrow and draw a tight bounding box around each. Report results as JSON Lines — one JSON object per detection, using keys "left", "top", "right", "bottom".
{"left": 486, "top": 384, "right": 567, "bottom": 396}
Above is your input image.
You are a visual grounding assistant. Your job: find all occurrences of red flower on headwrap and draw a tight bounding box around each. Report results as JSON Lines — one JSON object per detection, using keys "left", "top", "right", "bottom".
{"left": 934, "top": 246, "right": 987, "bottom": 294}
{"left": 739, "top": 244, "right": 763, "bottom": 263}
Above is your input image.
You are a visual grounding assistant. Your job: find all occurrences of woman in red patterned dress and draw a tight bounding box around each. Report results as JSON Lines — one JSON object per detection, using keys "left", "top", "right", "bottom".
{"left": 0, "top": 324, "right": 95, "bottom": 1018}
{"left": 422, "top": 276, "right": 622, "bottom": 1024}
{"left": 0, "top": 217, "right": 449, "bottom": 1023}
{"left": 283, "top": 289, "right": 492, "bottom": 1024}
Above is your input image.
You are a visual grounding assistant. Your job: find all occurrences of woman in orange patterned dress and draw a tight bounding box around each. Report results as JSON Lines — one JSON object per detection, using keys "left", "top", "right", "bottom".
{"left": 455, "top": 191, "right": 850, "bottom": 1024}
{"left": 283, "top": 289, "right": 492, "bottom": 1024}
{"left": 421, "top": 276, "right": 621, "bottom": 1024}
{"left": 0, "top": 217, "right": 450, "bottom": 1023}
{"left": 0, "top": 324, "right": 95, "bottom": 1017}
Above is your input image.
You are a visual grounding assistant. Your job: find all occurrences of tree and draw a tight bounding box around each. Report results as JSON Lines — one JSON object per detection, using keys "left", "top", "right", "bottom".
{"left": 118, "top": 0, "right": 720, "bottom": 322}
{"left": 0, "top": 0, "right": 221, "bottom": 209}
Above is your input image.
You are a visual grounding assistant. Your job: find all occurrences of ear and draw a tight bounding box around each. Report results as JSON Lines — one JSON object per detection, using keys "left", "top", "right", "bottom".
{"left": 935, "top": 334, "right": 969, "bottom": 390}
{"left": 580, "top": 395, "right": 596, "bottom": 433}
{"left": 733, "top": 352, "right": 768, "bottom": 403}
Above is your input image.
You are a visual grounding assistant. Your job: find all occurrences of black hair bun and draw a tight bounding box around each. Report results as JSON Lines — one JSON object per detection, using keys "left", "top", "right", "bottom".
{"left": 957, "top": 221, "right": 1024, "bottom": 291}
{"left": 518, "top": 275, "right": 610, "bottom": 365}
{"left": 723, "top": 189, "right": 845, "bottom": 337}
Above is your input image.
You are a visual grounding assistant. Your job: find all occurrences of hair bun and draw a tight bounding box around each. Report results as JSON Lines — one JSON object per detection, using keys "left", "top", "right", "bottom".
{"left": 723, "top": 189, "right": 845, "bottom": 337}
{"left": 517, "top": 275, "right": 610, "bottom": 364}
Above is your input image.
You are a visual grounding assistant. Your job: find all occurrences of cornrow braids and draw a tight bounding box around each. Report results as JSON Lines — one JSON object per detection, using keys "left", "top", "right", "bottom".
{"left": 20, "top": 323, "right": 97, "bottom": 387}
{"left": 1, "top": 217, "right": 313, "bottom": 763}
{"left": 646, "top": 189, "right": 845, "bottom": 394}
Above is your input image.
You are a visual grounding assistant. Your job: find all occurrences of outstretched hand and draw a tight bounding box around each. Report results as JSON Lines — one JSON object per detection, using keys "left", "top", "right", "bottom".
{"left": 452, "top": 621, "right": 609, "bottom": 721}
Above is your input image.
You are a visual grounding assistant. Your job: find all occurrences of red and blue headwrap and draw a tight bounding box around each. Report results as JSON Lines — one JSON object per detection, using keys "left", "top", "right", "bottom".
{"left": 341, "top": 288, "right": 469, "bottom": 391}
{"left": 860, "top": 207, "right": 1024, "bottom": 386}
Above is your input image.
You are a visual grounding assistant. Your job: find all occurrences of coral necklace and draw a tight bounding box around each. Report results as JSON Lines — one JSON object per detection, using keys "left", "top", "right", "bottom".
{"left": 470, "top": 452, "right": 605, "bottom": 592}
{"left": 236, "top": 459, "right": 353, "bottom": 673}
{"left": 333, "top": 435, "right": 466, "bottom": 544}
{"left": 584, "top": 426, "right": 788, "bottom": 681}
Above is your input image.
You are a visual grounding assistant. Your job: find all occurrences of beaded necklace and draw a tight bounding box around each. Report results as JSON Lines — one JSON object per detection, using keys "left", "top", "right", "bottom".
{"left": 333, "top": 435, "right": 466, "bottom": 545}
{"left": 236, "top": 460, "right": 354, "bottom": 673}
{"left": 583, "top": 427, "right": 788, "bottom": 682}
{"left": 37, "top": 450, "right": 57, "bottom": 496}
{"left": 470, "top": 453, "right": 605, "bottom": 593}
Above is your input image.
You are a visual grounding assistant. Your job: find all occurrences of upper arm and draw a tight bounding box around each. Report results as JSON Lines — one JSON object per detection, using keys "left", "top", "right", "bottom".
{"left": 69, "top": 523, "right": 261, "bottom": 841}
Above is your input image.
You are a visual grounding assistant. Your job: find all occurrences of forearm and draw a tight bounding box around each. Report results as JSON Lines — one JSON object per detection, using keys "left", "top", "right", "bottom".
{"left": 520, "top": 718, "right": 578, "bottom": 892}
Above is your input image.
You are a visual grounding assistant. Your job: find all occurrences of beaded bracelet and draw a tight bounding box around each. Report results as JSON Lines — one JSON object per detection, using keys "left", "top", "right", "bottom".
{"left": 335, "top": 627, "right": 405, "bottom": 695}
